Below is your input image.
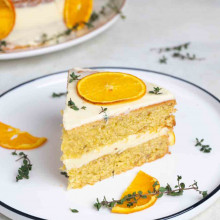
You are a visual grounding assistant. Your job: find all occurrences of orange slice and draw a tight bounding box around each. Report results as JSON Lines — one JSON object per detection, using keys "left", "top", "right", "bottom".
{"left": 63, "top": 0, "right": 93, "bottom": 29}
{"left": 0, "top": 122, "right": 47, "bottom": 150}
{"left": 112, "top": 171, "right": 159, "bottom": 214}
{"left": 0, "top": 0, "right": 15, "bottom": 39}
{"left": 77, "top": 72, "right": 146, "bottom": 104}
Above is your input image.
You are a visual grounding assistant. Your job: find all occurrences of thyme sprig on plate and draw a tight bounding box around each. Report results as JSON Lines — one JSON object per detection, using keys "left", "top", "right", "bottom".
{"left": 149, "top": 87, "right": 162, "bottom": 95}
{"left": 195, "top": 138, "right": 212, "bottom": 153}
{"left": 0, "top": 40, "right": 7, "bottom": 53}
{"left": 12, "top": 151, "right": 33, "bottom": 182}
{"left": 52, "top": 92, "right": 67, "bottom": 98}
{"left": 94, "top": 175, "right": 207, "bottom": 211}
{"left": 70, "top": 208, "right": 79, "bottom": 213}
{"left": 107, "top": 0, "right": 126, "bottom": 19}
{"left": 69, "top": 71, "right": 80, "bottom": 83}
{"left": 99, "top": 107, "right": 108, "bottom": 122}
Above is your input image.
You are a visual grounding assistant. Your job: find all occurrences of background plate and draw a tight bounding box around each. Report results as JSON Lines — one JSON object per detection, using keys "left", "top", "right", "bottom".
{"left": 0, "top": 0, "right": 125, "bottom": 60}
{"left": 0, "top": 67, "right": 219, "bottom": 220}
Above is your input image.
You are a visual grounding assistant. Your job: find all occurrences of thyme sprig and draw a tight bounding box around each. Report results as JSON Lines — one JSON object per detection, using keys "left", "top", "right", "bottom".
{"left": 69, "top": 71, "right": 80, "bottom": 82}
{"left": 159, "top": 56, "right": 167, "bottom": 64}
{"left": 52, "top": 92, "right": 67, "bottom": 97}
{"left": 195, "top": 138, "right": 212, "bottom": 153}
{"left": 70, "top": 208, "right": 79, "bottom": 213}
{"left": 151, "top": 42, "right": 191, "bottom": 53}
{"left": 68, "top": 99, "right": 86, "bottom": 111}
{"left": 12, "top": 151, "right": 33, "bottom": 182}
{"left": 94, "top": 175, "right": 207, "bottom": 211}
{"left": 0, "top": 40, "right": 7, "bottom": 52}
{"left": 149, "top": 87, "right": 162, "bottom": 95}
{"left": 60, "top": 171, "right": 68, "bottom": 178}
{"left": 107, "top": 0, "right": 126, "bottom": 19}
{"left": 172, "top": 52, "right": 204, "bottom": 61}
{"left": 99, "top": 107, "right": 108, "bottom": 122}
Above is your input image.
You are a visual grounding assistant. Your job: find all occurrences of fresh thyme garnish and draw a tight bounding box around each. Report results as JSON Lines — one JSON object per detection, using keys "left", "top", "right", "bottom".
{"left": 52, "top": 92, "right": 67, "bottom": 98}
{"left": 172, "top": 52, "right": 204, "bottom": 61}
{"left": 81, "top": 106, "right": 87, "bottom": 110}
{"left": 0, "top": 40, "right": 7, "bottom": 52}
{"left": 69, "top": 72, "right": 80, "bottom": 83}
{"left": 195, "top": 138, "right": 212, "bottom": 153}
{"left": 151, "top": 42, "right": 204, "bottom": 63}
{"left": 68, "top": 99, "right": 79, "bottom": 110}
{"left": 70, "top": 208, "right": 79, "bottom": 213}
{"left": 12, "top": 151, "right": 33, "bottom": 182}
{"left": 99, "top": 107, "right": 108, "bottom": 122}
{"left": 60, "top": 171, "right": 68, "bottom": 178}
{"left": 159, "top": 56, "right": 167, "bottom": 64}
{"left": 151, "top": 42, "right": 191, "bottom": 53}
{"left": 94, "top": 175, "right": 207, "bottom": 211}
{"left": 149, "top": 87, "right": 162, "bottom": 95}
{"left": 107, "top": 0, "right": 126, "bottom": 19}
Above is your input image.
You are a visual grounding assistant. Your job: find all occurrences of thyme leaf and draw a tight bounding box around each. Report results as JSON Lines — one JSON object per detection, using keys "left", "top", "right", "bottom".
{"left": 52, "top": 92, "right": 67, "bottom": 98}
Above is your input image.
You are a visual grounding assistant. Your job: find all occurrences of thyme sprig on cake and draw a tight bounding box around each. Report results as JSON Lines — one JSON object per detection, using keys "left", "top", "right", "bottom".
{"left": 68, "top": 99, "right": 86, "bottom": 111}
{"left": 0, "top": 40, "right": 7, "bottom": 52}
{"left": 52, "top": 92, "right": 67, "bottom": 97}
{"left": 12, "top": 151, "right": 33, "bottom": 182}
{"left": 69, "top": 72, "right": 80, "bottom": 82}
{"left": 195, "top": 138, "right": 212, "bottom": 153}
{"left": 99, "top": 107, "right": 108, "bottom": 122}
{"left": 149, "top": 87, "right": 162, "bottom": 95}
{"left": 94, "top": 175, "right": 207, "bottom": 211}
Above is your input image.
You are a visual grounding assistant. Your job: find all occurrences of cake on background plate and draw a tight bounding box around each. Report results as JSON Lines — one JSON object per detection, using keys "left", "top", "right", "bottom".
{"left": 61, "top": 68, "right": 176, "bottom": 189}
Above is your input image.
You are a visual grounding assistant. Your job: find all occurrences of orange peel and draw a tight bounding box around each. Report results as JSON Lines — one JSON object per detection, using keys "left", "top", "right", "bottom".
{"left": 0, "top": 0, "right": 15, "bottom": 39}
{"left": 77, "top": 72, "right": 146, "bottom": 104}
{"left": 112, "top": 171, "right": 159, "bottom": 214}
{"left": 0, "top": 122, "right": 47, "bottom": 150}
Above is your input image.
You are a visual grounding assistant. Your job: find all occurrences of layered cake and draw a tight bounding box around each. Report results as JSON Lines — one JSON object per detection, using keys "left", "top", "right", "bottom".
{"left": 61, "top": 68, "right": 176, "bottom": 189}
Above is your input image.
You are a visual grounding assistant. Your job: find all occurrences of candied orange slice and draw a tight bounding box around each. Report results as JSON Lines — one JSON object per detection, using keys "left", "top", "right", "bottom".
{"left": 63, "top": 0, "right": 93, "bottom": 29}
{"left": 0, "top": 122, "right": 47, "bottom": 150}
{"left": 0, "top": 0, "right": 15, "bottom": 39}
{"left": 112, "top": 171, "right": 159, "bottom": 214}
{"left": 77, "top": 72, "right": 146, "bottom": 104}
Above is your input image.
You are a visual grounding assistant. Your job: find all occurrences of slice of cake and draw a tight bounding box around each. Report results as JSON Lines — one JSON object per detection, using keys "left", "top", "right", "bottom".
{"left": 61, "top": 68, "right": 176, "bottom": 189}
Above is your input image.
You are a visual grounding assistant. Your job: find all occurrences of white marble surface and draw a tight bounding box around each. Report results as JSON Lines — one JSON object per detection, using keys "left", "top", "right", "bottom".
{"left": 0, "top": 0, "right": 219, "bottom": 219}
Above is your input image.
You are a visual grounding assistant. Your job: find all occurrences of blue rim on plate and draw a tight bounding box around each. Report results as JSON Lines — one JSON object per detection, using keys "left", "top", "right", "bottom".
{"left": 0, "top": 67, "right": 219, "bottom": 220}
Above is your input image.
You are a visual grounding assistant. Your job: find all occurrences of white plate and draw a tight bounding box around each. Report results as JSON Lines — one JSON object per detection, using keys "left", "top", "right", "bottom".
{"left": 0, "top": 0, "right": 125, "bottom": 60}
{"left": 0, "top": 67, "right": 219, "bottom": 220}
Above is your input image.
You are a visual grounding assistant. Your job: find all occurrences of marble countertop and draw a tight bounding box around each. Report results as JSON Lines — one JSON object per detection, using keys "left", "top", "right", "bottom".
{"left": 0, "top": 0, "right": 219, "bottom": 219}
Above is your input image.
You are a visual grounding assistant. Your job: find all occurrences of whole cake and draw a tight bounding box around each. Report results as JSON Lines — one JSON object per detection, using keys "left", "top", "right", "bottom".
{"left": 0, "top": 0, "right": 92, "bottom": 49}
{"left": 61, "top": 68, "right": 176, "bottom": 189}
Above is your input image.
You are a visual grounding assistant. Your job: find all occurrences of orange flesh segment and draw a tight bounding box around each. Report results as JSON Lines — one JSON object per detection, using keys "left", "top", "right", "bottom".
{"left": 0, "top": 0, "right": 15, "bottom": 39}
{"left": 77, "top": 72, "right": 146, "bottom": 104}
{"left": 0, "top": 122, "right": 47, "bottom": 150}
{"left": 112, "top": 171, "right": 159, "bottom": 214}
{"left": 63, "top": 0, "right": 93, "bottom": 29}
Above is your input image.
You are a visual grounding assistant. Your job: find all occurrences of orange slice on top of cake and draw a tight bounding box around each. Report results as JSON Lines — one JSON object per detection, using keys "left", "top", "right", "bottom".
{"left": 61, "top": 68, "right": 176, "bottom": 189}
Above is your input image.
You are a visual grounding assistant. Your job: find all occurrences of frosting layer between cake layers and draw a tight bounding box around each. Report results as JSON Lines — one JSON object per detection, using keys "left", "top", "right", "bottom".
{"left": 63, "top": 127, "right": 172, "bottom": 170}
{"left": 63, "top": 68, "right": 176, "bottom": 130}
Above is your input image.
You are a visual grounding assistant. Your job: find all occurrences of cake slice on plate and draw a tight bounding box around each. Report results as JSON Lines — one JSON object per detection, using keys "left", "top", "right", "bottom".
{"left": 61, "top": 68, "right": 176, "bottom": 189}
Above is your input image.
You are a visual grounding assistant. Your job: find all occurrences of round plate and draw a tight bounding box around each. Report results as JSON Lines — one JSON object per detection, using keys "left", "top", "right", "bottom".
{"left": 0, "top": 0, "right": 125, "bottom": 60}
{"left": 0, "top": 67, "right": 219, "bottom": 220}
